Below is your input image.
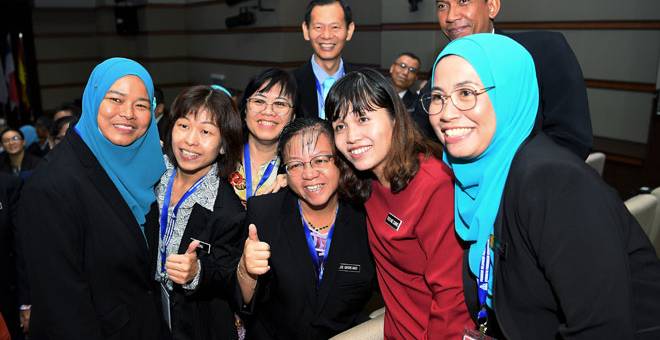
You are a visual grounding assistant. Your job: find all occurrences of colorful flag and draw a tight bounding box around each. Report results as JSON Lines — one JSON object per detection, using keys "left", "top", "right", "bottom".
{"left": 16, "top": 33, "right": 30, "bottom": 112}
{"left": 0, "top": 50, "right": 7, "bottom": 107}
{"left": 3, "top": 34, "right": 19, "bottom": 111}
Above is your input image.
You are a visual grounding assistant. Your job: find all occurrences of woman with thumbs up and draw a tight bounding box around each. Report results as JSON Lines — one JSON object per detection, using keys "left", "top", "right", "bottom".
{"left": 144, "top": 85, "right": 245, "bottom": 340}
{"left": 236, "top": 117, "right": 376, "bottom": 340}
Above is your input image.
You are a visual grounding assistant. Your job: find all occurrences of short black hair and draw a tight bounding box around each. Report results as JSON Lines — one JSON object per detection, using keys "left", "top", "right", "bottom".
{"left": 0, "top": 127, "right": 24, "bottom": 142}
{"left": 50, "top": 116, "right": 77, "bottom": 137}
{"left": 304, "top": 0, "right": 353, "bottom": 27}
{"left": 154, "top": 87, "right": 165, "bottom": 106}
{"left": 395, "top": 51, "right": 421, "bottom": 67}
{"left": 55, "top": 103, "right": 81, "bottom": 118}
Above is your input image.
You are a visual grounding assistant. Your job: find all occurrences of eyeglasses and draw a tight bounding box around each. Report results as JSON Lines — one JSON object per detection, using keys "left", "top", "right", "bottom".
{"left": 394, "top": 62, "right": 418, "bottom": 74}
{"left": 284, "top": 154, "right": 335, "bottom": 176}
{"left": 1, "top": 135, "right": 22, "bottom": 144}
{"left": 420, "top": 86, "right": 495, "bottom": 115}
{"left": 247, "top": 97, "right": 293, "bottom": 116}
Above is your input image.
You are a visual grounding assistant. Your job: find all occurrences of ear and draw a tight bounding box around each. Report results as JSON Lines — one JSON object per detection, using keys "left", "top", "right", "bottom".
{"left": 345, "top": 22, "right": 355, "bottom": 41}
{"left": 302, "top": 22, "right": 311, "bottom": 41}
{"left": 389, "top": 64, "right": 396, "bottom": 76}
{"left": 488, "top": 0, "right": 501, "bottom": 20}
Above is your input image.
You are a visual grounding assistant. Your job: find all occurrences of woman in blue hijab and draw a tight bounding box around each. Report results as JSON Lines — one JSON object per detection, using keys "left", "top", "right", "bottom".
{"left": 424, "top": 34, "right": 660, "bottom": 339}
{"left": 17, "top": 57, "right": 168, "bottom": 339}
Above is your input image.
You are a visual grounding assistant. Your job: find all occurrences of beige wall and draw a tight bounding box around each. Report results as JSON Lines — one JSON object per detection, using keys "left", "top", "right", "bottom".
{"left": 32, "top": 0, "right": 660, "bottom": 144}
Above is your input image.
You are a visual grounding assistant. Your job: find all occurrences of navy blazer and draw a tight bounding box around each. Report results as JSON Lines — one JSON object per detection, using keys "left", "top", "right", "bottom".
{"left": 236, "top": 189, "right": 375, "bottom": 340}
{"left": 17, "top": 132, "right": 166, "bottom": 340}
{"left": 293, "top": 61, "right": 358, "bottom": 119}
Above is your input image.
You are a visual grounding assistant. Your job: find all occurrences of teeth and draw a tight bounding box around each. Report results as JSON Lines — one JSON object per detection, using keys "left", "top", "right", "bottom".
{"left": 350, "top": 146, "right": 371, "bottom": 155}
{"left": 181, "top": 149, "right": 199, "bottom": 157}
{"left": 444, "top": 128, "right": 472, "bottom": 137}
{"left": 114, "top": 124, "right": 134, "bottom": 130}
{"left": 258, "top": 120, "right": 276, "bottom": 126}
{"left": 305, "top": 184, "right": 323, "bottom": 192}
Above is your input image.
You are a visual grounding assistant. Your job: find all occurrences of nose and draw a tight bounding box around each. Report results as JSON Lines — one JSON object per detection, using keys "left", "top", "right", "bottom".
{"left": 301, "top": 162, "right": 319, "bottom": 180}
{"left": 320, "top": 26, "right": 332, "bottom": 39}
{"left": 261, "top": 102, "right": 277, "bottom": 116}
{"left": 119, "top": 103, "right": 136, "bottom": 120}
{"left": 345, "top": 124, "right": 361, "bottom": 145}
{"left": 183, "top": 128, "right": 199, "bottom": 145}
{"left": 446, "top": 4, "right": 461, "bottom": 22}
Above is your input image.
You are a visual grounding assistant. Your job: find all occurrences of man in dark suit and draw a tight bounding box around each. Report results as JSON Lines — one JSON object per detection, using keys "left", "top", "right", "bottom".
{"left": 416, "top": 0, "right": 592, "bottom": 159}
{"left": 0, "top": 173, "right": 22, "bottom": 340}
{"left": 390, "top": 52, "right": 422, "bottom": 122}
{"left": 293, "top": 0, "right": 355, "bottom": 119}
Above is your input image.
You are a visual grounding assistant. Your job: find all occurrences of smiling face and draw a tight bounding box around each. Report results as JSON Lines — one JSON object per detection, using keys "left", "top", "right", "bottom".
{"left": 436, "top": 0, "right": 500, "bottom": 41}
{"left": 245, "top": 82, "right": 294, "bottom": 146}
{"left": 332, "top": 106, "right": 394, "bottom": 181}
{"left": 389, "top": 54, "right": 420, "bottom": 92}
{"left": 302, "top": 2, "right": 355, "bottom": 63}
{"left": 283, "top": 130, "right": 339, "bottom": 211}
{"left": 1, "top": 130, "right": 25, "bottom": 155}
{"left": 171, "top": 108, "right": 222, "bottom": 178}
{"left": 97, "top": 75, "right": 152, "bottom": 146}
{"left": 429, "top": 55, "right": 496, "bottom": 159}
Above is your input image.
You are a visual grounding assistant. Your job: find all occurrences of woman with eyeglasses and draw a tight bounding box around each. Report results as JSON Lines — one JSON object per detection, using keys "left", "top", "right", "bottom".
{"left": 143, "top": 85, "right": 245, "bottom": 340}
{"left": 230, "top": 68, "right": 297, "bottom": 207}
{"left": 0, "top": 128, "right": 41, "bottom": 179}
{"left": 235, "top": 117, "right": 375, "bottom": 340}
{"left": 428, "top": 34, "right": 660, "bottom": 339}
{"left": 327, "top": 69, "right": 474, "bottom": 339}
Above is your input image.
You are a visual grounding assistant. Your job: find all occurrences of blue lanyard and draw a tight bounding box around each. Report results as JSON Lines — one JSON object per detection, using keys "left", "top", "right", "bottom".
{"left": 298, "top": 201, "right": 338, "bottom": 287}
{"left": 476, "top": 242, "right": 492, "bottom": 329}
{"left": 243, "top": 143, "right": 277, "bottom": 199}
{"left": 159, "top": 169, "right": 206, "bottom": 275}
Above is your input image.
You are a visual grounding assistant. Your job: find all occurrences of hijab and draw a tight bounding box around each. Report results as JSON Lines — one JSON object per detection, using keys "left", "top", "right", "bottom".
{"left": 19, "top": 125, "right": 37, "bottom": 147}
{"left": 75, "top": 57, "right": 165, "bottom": 226}
{"left": 431, "top": 34, "right": 539, "bottom": 303}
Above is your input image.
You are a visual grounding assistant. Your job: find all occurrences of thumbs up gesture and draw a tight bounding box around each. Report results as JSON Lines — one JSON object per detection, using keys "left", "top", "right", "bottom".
{"left": 242, "top": 224, "right": 271, "bottom": 278}
{"left": 166, "top": 240, "right": 200, "bottom": 284}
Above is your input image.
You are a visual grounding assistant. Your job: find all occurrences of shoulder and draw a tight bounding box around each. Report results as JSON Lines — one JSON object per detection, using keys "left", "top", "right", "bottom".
{"left": 246, "top": 189, "right": 290, "bottom": 217}
{"left": 293, "top": 62, "right": 312, "bottom": 78}
{"left": 416, "top": 155, "right": 453, "bottom": 185}
{"left": 505, "top": 30, "right": 566, "bottom": 46}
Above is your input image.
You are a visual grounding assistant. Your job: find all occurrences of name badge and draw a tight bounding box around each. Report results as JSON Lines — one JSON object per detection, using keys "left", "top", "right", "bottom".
{"left": 190, "top": 238, "right": 211, "bottom": 254}
{"left": 385, "top": 213, "right": 402, "bottom": 231}
{"left": 338, "top": 263, "right": 361, "bottom": 273}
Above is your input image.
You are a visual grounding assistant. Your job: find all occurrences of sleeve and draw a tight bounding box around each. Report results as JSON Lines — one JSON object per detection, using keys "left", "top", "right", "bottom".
{"left": 8, "top": 177, "right": 31, "bottom": 306}
{"left": 416, "top": 177, "right": 474, "bottom": 339}
{"left": 17, "top": 180, "right": 104, "bottom": 339}
{"left": 534, "top": 32, "right": 592, "bottom": 159}
{"left": 521, "top": 164, "right": 635, "bottom": 339}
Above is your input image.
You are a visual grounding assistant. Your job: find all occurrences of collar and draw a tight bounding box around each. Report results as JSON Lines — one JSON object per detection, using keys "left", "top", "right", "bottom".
{"left": 311, "top": 55, "right": 345, "bottom": 83}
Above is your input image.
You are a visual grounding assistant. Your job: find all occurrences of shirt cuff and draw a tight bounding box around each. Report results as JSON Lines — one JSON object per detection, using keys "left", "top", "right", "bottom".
{"left": 183, "top": 259, "right": 201, "bottom": 290}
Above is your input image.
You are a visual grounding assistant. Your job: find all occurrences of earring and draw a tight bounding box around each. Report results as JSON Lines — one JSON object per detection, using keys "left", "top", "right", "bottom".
{"left": 219, "top": 146, "right": 225, "bottom": 155}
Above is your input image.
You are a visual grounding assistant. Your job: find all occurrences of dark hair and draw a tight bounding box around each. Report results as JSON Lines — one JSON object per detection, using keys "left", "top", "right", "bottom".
{"left": 277, "top": 116, "right": 359, "bottom": 202}
{"left": 55, "top": 103, "right": 81, "bottom": 118}
{"left": 0, "top": 128, "right": 24, "bottom": 142}
{"left": 238, "top": 68, "right": 298, "bottom": 142}
{"left": 154, "top": 87, "right": 165, "bottom": 105}
{"left": 304, "top": 0, "right": 353, "bottom": 27}
{"left": 50, "top": 116, "right": 77, "bottom": 138}
{"left": 163, "top": 85, "right": 243, "bottom": 179}
{"left": 326, "top": 68, "right": 443, "bottom": 202}
{"left": 395, "top": 51, "right": 422, "bottom": 67}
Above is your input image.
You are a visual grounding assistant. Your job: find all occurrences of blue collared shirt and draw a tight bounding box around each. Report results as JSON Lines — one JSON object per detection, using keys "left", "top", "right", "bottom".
{"left": 311, "top": 55, "right": 345, "bottom": 119}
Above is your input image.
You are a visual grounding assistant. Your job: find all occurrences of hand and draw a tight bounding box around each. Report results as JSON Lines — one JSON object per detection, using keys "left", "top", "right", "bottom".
{"left": 265, "top": 174, "right": 288, "bottom": 194}
{"left": 166, "top": 240, "right": 200, "bottom": 284}
{"left": 242, "top": 224, "right": 271, "bottom": 278}
{"left": 20, "top": 309, "right": 30, "bottom": 334}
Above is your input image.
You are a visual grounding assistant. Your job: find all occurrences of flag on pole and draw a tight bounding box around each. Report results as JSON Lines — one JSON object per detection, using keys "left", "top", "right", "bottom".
{"left": 16, "top": 33, "right": 30, "bottom": 112}
{"left": 3, "top": 34, "right": 20, "bottom": 111}
{"left": 0, "top": 48, "right": 7, "bottom": 107}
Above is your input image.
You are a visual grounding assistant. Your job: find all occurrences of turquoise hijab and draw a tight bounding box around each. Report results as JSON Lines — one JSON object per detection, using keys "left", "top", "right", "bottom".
{"left": 75, "top": 57, "right": 165, "bottom": 226}
{"left": 431, "top": 34, "right": 539, "bottom": 303}
{"left": 20, "top": 125, "right": 37, "bottom": 147}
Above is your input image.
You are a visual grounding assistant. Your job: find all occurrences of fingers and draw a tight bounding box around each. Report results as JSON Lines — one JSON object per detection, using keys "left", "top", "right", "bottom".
{"left": 186, "top": 240, "right": 200, "bottom": 254}
{"left": 248, "top": 224, "right": 259, "bottom": 242}
{"left": 243, "top": 225, "right": 271, "bottom": 276}
{"left": 165, "top": 253, "right": 198, "bottom": 284}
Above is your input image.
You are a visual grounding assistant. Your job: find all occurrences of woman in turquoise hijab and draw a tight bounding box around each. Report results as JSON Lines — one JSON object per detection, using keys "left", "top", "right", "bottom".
{"left": 424, "top": 34, "right": 660, "bottom": 339}
{"left": 18, "top": 57, "right": 168, "bottom": 339}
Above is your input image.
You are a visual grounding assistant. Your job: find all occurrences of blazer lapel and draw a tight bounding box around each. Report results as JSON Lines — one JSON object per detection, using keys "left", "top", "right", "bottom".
{"left": 313, "top": 201, "right": 347, "bottom": 315}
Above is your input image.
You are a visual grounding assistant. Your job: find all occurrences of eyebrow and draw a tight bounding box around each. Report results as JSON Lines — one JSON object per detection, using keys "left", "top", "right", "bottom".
{"left": 106, "top": 90, "right": 150, "bottom": 103}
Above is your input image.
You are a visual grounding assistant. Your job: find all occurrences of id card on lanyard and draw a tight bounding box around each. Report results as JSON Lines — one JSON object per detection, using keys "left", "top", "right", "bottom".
{"left": 297, "top": 201, "right": 338, "bottom": 287}
{"left": 463, "top": 236, "right": 498, "bottom": 339}
{"left": 243, "top": 143, "right": 277, "bottom": 199}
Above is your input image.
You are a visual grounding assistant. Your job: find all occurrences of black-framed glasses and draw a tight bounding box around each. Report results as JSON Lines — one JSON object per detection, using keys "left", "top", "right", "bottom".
{"left": 394, "top": 62, "right": 418, "bottom": 74}
{"left": 247, "top": 97, "right": 293, "bottom": 116}
{"left": 284, "top": 154, "right": 335, "bottom": 176}
{"left": 420, "top": 86, "right": 495, "bottom": 115}
{"left": 1, "top": 135, "right": 22, "bottom": 144}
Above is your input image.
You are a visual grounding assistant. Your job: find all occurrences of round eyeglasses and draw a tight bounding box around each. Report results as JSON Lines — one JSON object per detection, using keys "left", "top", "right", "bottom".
{"left": 284, "top": 154, "right": 335, "bottom": 176}
{"left": 420, "top": 86, "right": 495, "bottom": 115}
{"left": 247, "top": 97, "right": 293, "bottom": 116}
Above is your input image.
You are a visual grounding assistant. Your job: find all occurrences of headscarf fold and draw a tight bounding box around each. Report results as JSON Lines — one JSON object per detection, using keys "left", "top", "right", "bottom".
{"left": 20, "top": 125, "right": 37, "bottom": 147}
{"left": 431, "top": 34, "right": 539, "bottom": 303}
{"left": 75, "top": 57, "right": 165, "bottom": 226}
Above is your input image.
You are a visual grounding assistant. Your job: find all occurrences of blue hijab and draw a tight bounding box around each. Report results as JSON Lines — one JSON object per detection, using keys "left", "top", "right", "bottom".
{"left": 75, "top": 57, "right": 165, "bottom": 226}
{"left": 431, "top": 34, "right": 539, "bottom": 303}
{"left": 20, "top": 125, "right": 37, "bottom": 147}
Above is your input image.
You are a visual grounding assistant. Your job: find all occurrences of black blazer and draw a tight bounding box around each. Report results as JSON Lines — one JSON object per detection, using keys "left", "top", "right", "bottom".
{"left": 0, "top": 152, "right": 42, "bottom": 180}
{"left": 414, "top": 31, "right": 593, "bottom": 159}
{"left": 17, "top": 132, "right": 166, "bottom": 340}
{"left": 237, "top": 189, "right": 375, "bottom": 340}
{"left": 144, "top": 177, "right": 245, "bottom": 340}
{"left": 0, "top": 173, "right": 22, "bottom": 339}
{"left": 293, "top": 61, "right": 358, "bottom": 119}
{"left": 463, "top": 133, "right": 660, "bottom": 340}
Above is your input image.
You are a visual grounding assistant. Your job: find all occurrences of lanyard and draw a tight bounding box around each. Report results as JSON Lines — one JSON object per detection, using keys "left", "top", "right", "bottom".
{"left": 159, "top": 169, "right": 206, "bottom": 275}
{"left": 298, "top": 201, "right": 338, "bottom": 287}
{"left": 476, "top": 241, "right": 492, "bottom": 334}
{"left": 243, "top": 143, "right": 277, "bottom": 199}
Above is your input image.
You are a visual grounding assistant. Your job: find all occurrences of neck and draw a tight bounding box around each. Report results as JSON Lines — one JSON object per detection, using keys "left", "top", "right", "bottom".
{"left": 174, "top": 165, "right": 211, "bottom": 191}
{"left": 299, "top": 193, "right": 339, "bottom": 225}
{"left": 9, "top": 152, "right": 24, "bottom": 168}
{"left": 247, "top": 135, "right": 278, "bottom": 165}
{"left": 372, "top": 164, "right": 390, "bottom": 189}
{"left": 392, "top": 84, "right": 404, "bottom": 93}
{"left": 314, "top": 54, "right": 341, "bottom": 75}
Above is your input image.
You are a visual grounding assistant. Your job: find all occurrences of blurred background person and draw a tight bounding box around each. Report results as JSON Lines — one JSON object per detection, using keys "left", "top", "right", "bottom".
{"left": 0, "top": 128, "right": 41, "bottom": 179}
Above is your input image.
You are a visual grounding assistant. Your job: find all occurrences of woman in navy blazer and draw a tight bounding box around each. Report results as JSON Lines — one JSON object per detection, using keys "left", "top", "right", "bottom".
{"left": 235, "top": 117, "right": 375, "bottom": 340}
